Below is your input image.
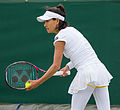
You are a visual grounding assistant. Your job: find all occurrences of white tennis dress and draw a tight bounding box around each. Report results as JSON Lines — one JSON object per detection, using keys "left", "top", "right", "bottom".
{"left": 54, "top": 27, "right": 113, "bottom": 94}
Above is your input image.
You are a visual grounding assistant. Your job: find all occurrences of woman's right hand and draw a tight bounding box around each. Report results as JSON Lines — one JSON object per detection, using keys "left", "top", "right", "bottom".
{"left": 59, "top": 65, "right": 70, "bottom": 77}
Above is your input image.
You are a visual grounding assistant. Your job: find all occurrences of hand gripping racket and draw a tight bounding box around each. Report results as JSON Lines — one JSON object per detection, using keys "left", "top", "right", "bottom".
{"left": 5, "top": 61, "right": 70, "bottom": 90}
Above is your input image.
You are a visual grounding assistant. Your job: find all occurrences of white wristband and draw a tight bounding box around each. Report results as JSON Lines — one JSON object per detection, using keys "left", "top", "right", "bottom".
{"left": 66, "top": 61, "right": 74, "bottom": 70}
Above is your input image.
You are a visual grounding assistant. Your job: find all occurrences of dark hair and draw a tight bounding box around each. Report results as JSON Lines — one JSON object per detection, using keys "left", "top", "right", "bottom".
{"left": 45, "top": 4, "right": 69, "bottom": 31}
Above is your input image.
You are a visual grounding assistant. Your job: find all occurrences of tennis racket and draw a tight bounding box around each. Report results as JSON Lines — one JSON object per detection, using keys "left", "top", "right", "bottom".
{"left": 5, "top": 61, "right": 70, "bottom": 90}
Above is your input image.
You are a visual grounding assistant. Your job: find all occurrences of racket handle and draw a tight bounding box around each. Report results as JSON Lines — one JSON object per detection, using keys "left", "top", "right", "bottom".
{"left": 53, "top": 71, "right": 70, "bottom": 76}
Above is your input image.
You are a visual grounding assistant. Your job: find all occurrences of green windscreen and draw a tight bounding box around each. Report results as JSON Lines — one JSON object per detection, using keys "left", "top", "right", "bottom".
{"left": 0, "top": 0, "right": 115, "bottom": 3}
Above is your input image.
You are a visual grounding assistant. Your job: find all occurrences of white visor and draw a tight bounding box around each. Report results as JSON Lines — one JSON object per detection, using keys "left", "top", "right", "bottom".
{"left": 37, "top": 11, "right": 65, "bottom": 22}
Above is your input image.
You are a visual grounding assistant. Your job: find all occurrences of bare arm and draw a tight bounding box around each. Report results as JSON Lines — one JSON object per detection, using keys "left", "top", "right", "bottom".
{"left": 37, "top": 41, "right": 65, "bottom": 84}
{"left": 26, "top": 41, "right": 65, "bottom": 91}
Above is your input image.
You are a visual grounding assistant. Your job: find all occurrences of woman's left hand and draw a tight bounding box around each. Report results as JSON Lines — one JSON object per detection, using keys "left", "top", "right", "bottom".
{"left": 25, "top": 80, "right": 40, "bottom": 91}
{"left": 59, "top": 65, "right": 70, "bottom": 77}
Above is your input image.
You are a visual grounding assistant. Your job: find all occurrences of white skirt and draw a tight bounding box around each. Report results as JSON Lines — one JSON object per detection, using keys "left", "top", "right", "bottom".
{"left": 68, "top": 62, "right": 113, "bottom": 94}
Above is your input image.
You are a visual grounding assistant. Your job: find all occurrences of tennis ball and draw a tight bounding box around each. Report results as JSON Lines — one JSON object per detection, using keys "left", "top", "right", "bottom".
{"left": 25, "top": 81, "right": 31, "bottom": 88}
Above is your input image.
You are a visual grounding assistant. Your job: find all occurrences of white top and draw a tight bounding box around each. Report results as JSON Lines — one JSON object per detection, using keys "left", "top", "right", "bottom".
{"left": 54, "top": 27, "right": 113, "bottom": 94}
{"left": 54, "top": 27, "right": 100, "bottom": 70}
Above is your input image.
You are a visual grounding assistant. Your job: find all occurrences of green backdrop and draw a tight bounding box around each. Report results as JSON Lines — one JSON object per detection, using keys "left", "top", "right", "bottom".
{"left": 0, "top": 1, "right": 120, "bottom": 104}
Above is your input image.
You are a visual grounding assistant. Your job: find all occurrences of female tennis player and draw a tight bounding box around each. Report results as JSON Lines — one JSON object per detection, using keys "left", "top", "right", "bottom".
{"left": 26, "top": 4, "right": 113, "bottom": 110}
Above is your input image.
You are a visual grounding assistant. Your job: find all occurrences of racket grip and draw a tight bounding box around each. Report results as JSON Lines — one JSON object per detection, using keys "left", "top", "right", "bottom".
{"left": 53, "top": 71, "right": 70, "bottom": 76}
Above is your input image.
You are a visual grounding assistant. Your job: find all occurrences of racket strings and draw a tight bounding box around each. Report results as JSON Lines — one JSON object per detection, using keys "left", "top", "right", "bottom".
{"left": 6, "top": 63, "right": 38, "bottom": 89}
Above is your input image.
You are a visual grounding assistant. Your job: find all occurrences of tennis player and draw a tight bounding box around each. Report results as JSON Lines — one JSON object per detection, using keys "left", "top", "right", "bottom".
{"left": 26, "top": 4, "right": 113, "bottom": 110}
